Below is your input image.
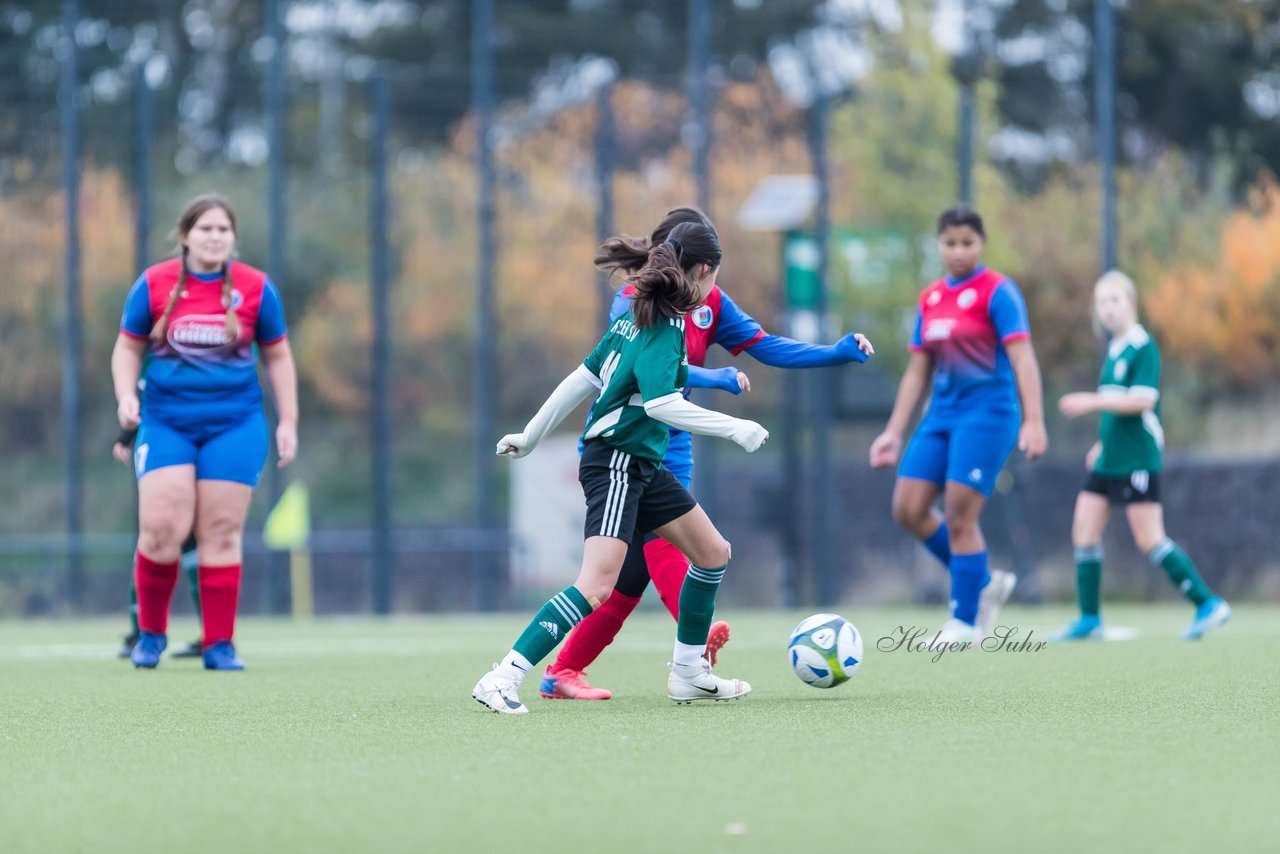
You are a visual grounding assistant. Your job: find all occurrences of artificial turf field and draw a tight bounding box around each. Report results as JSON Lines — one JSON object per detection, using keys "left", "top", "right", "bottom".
{"left": 2, "top": 605, "right": 1276, "bottom": 854}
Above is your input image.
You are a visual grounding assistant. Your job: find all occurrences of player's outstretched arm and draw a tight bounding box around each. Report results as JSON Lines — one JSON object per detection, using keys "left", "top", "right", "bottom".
{"left": 1006, "top": 338, "right": 1047, "bottom": 460}
{"left": 643, "top": 393, "right": 767, "bottom": 452}
{"left": 1059, "top": 390, "right": 1155, "bottom": 418}
{"left": 497, "top": 365, "right": 601, "bottom": 458}
{"left": 745, "top": 332, "right": 874, "bottom": 368}
{"left": 685, "top": 364, "right": 749, "bottom": 394}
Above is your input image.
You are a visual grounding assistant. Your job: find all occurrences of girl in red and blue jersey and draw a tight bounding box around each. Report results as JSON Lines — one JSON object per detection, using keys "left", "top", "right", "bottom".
{"left": 110, "top": 194, "right": 298, "bottom": 671}
{"left": 870, "top": 206, "right": 1046, "bottom": 644}
{"left": 540, "top": 207, "right": 874, "bottom": 700}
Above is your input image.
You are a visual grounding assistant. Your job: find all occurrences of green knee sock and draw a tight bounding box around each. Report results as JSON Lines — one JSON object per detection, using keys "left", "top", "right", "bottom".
{"left": 1075, "top": 545, "right": 1103, "bottom": 617}
{"left": 183, "top": 551, "right": 201, "bottom": 617}
{"left": 1149, "top": 538, "right": 1211, "bottom": 606}
{"left": 676, "top": 563, "right": 726, "bottom": 647}
{"left": 128, "top": 581, "right": 140, "bottom": 636}
{"left": 511, "top": 586, "right": 593, "bottom": 668}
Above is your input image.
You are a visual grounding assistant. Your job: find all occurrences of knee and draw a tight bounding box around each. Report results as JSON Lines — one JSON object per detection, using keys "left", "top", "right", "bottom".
{"left": 138, "top": 515, "right": 185, "bottom": 558}
{"left": 890, "top": 496, "right": 927, "bottom": 533}
{"left": 690, "top": 537, "right": 731, "bottom": 570}
{"left": 198, "top": 514, "right": 243, "bottom": 556}
{"left": 1134, "top": 532, "right": 1166, "bottom": 556}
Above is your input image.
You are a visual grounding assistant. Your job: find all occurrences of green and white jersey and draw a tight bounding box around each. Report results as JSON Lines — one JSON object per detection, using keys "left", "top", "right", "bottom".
{"left": 1095, "top": 324, "right": 1164, "bottom": 476}
{"left": 580, "top": 313, "right": 689, "bottom": 463}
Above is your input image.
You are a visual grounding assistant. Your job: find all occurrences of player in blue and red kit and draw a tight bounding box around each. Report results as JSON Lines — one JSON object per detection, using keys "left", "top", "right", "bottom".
{"left": 539, "top": 207, "right": 874, "bottom": 700}
{"left": 870, "top": 206, "right": 1046, "bottom": 644}
{"left": 111, "top": 194, "right": 298, "bottom": 671}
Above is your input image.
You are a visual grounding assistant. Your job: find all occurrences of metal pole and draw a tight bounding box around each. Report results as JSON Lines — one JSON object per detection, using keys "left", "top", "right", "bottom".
{"left": 60, "top": 0, "right": 83, "bottom": 609}
{"left": 265, "top": 0, "right": 290, "bottom": 613}
{"left": 595, "top": 80, "right": 616, "bottom": 333}
{"left": 780, "top": 233, "right": 804, "bottom": 607}
{"left": 472, "top": 0, "right": 500, "bottom": 610}
{"left": 807, "top": 91, "right": 838, "bottom": 605}
{"left": 369, "top": 64, "right": 394, "bottom": 615}
{"left": 1095, "top": 0, "right": 1117, "bottom": 272}
{"left": 957, "top": 85, "right": 975, "bottom": 205}
{"left": 133, "top": 61, "right": 153, "bottom": 275}
{"left": 687, "top": 0, "right": 719, "bottom": 516}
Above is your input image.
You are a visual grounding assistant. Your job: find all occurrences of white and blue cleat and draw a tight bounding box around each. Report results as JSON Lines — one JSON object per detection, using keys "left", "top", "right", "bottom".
{"left": 1050, "top": 615, "right": 1104, "bottom": 642}
{"left": 1182, "top": 597, "right": 1231, "bottom": 640}
{"left": 130, "top": 631, "right": 168, "bottom": 668}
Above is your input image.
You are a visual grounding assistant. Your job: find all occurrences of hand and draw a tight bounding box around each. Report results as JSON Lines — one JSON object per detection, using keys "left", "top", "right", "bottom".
{"left": 1019, "top": 419, "right": 1048, "bottom": 461}
{"left": 496, "top": 432, "right": 533, "bottom": 458}
{"left": 869, "top": 431, "right": 902, "bottom": 468}
{"left": 836, "top": 332, "right": 874, "bottom": 363}
{"left": 735, "top": 371, "right": 751, "bottom": 394}
{"left": 276, "top": 421, "right": 298, "bottom": 467}
{"left": 117, "top": 394, "right": 140, "bottom": 430}
{"left": 111, "top": 442, "right": 132, "bottom": 465}
{"left": 734, "top": 421, "right": 769, "bottom": 453}
{"left": 1085, "top": 442, "right": 1101, "bottom": 472}
{"left": 1058, "top": 392, "right": 1097, "bottom": 419}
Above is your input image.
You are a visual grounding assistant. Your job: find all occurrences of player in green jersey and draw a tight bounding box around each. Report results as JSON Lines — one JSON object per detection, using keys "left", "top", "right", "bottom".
{"left": 472, "top": 220, "right": 768, "bottom": 714}
{"left": 1054, "top": 271, "right": 1230, "bottom": 641}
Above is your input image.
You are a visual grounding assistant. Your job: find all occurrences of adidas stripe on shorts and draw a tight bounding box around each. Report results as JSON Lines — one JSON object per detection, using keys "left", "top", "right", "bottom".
{"left": 579, "top": 439, "right": 696, "bottom": 543}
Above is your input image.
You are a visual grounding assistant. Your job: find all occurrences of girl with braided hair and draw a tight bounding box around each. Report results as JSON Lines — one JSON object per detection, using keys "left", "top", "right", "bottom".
{"left": 111, "top": 194, "right": 297, "bottom": 671}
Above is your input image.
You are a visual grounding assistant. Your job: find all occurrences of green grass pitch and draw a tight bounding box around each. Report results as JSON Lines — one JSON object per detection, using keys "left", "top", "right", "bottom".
{"left": 2, "top": 605, "right": 1277, "bottom": 853}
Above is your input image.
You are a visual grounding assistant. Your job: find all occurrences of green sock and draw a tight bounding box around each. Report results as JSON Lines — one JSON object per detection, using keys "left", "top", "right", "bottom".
{"left": 676, "top": 563, "right": 726, "bottom": 646}
{"left": 183, "top": 551, "right": 201, "bottom": 618}
{"left": 1075, "top": 545, "right": 1103, "bottom": 617}
{"left": 1149, "top": 538, "right": 1211, "bottom": 606}
{"left": 128, "top": 580, "right": 140, "bottom": 636}
{"left": 511, "top": 586, "right": 593, "bottom": 667}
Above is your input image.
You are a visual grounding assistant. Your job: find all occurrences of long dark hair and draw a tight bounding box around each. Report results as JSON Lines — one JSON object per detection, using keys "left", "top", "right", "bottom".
{"left": 594, "top": 206, "right": 715, "bottom": 278}
{"left": 151, "top": 194, "right": 239, "bottom": 344}
{"left": 625, "top": 220, "right": 722, "bottom": 328}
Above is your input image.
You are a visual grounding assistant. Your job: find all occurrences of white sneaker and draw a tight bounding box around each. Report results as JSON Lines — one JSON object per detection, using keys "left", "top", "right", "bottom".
{"left": 932, "top": 618, "right": 976, "bottom": 645}
{"left": 472, "top": 665, "right": 528, "bottom": 715}
{"left": 975, "top": 570, "right": 1017, "bottom": 639}
{"left": 667, "top": 660, "right": 751, "bottom": 704}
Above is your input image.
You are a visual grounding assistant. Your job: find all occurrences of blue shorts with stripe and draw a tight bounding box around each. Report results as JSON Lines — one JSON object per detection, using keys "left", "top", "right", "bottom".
{"left": 579, "top": 439, "right": 696, "bottom": 543}
{"left": 134, "top": 411, "right": 270, "bottom": 487}
{"left": 898, "top": 408, "right": 1019, "bottom": 497}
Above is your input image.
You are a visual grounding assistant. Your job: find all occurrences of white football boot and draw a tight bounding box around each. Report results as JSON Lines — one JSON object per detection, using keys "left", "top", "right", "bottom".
{"left": 472, "top": 665, "right": 529, "bottom": 715}
{"left": 667, "top": 660, "right": 751, "bottom": 704}
{"left": 975, "top": 569, "right": 1018, "bottom": 639}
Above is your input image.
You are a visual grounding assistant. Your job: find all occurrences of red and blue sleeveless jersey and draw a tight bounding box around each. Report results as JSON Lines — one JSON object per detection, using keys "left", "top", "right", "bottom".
{"left": 120, "top": 258, "right": 288, "bottom": 427}
{"left": 908, "top": 266, "right": 1030, "bottom": 413}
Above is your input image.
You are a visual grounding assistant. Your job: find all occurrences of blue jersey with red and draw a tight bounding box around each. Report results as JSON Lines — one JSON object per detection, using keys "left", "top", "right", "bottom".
{"left": 908, "top": 266, "right": 1029, "bottom": 415}
{"left": 608, "top": 283, "right": 765, "bottom": 487}
{"left": 120, "top": 259, "right": 288, "bottom": 428}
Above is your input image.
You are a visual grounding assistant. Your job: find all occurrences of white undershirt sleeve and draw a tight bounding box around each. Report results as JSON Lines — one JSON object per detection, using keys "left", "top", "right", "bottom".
{"left": 643, "top": 392, "right": 769, "bottom": 452}
{"left": 496, "top": 365, "right": 600, "bottom": 458}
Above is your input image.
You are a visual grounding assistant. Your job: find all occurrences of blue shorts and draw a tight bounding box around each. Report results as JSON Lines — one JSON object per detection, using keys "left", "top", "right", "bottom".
{"left": 134, "top": 412, "right": 270, "bottom": 487}
{"left": 898, "top": 410, "right": 1019, "bottom": 497}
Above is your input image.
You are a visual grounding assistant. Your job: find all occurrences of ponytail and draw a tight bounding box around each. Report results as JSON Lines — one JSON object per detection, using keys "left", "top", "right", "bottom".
{"left": 220, "top": 262, "right": 240, "bottom": 341}
{"left": 626, "top": 221, "right": 721, "bottom": 328}
{"left": 594, "top": 235, "right": 652, "bottom": 280}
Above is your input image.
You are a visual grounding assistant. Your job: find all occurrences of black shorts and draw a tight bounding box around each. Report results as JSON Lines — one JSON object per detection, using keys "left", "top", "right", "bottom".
{"left": 1082, "top": 471, "right": 1160, "bottom": 504}
{"left": 579, "top": 440, "right": 696, "bottom": 543}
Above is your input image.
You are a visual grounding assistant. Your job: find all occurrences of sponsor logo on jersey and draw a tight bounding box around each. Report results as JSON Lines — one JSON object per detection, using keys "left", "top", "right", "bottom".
{"left": 226, "top": 288, "right": 244, "bottom": 309}
{"left": 957, "top": 288, "right": 978, "bottom": 309}
{"left": 691, "top": 305, "right": 713, "bottom": 329}
{"left": 167, "top": 313, "right": 234, "bottom": 355}
{"left": 924, "top": 318, "right": 956, "bottom": 341}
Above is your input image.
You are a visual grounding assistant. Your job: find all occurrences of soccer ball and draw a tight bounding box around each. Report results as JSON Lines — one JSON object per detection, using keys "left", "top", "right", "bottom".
{"left": 788, "top": 613, "right": 863, "bottom": 688}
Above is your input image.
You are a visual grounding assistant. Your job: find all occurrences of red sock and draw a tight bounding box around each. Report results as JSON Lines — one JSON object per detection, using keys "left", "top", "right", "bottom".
{"left": 645, "top": 538, "right": 691, "bottom": 621}
{"left": 135, "top": 551, "right": 180, "bottom": 634}
{"left": 549, "top": 591, "right": 641, "bottom": 674}
{"left": 198, "top": 563, "right": 242, "bottom": 648}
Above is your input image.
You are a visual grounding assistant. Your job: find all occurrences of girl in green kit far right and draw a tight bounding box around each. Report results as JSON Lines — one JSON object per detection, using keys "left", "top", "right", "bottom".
{"left": 1053, "top": 271, "right": 1230, "bottom": 642}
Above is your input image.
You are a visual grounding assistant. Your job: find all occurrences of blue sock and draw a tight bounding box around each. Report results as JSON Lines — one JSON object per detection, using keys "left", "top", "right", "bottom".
{"left": 922, "top": 522, "right": 951, "bottom": 568}
{"left": 949, "top": 551, "right": 989, "bottom": 626}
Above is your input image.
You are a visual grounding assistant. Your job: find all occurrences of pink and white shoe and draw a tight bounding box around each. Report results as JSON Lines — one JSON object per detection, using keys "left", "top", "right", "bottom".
{"left": 538, "top": 667, "right": 612, "bottom": 700}
{"left": 703, "top": 620, "right": 731, "bottom": 666}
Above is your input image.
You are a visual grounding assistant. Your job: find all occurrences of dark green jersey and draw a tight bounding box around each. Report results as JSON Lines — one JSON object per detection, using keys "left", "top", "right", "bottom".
{"left": 1095, "top": 324, "right": 1164, "bottom": 475}
{"left": 581, "top": 313, "right": 689, "bottom": 463}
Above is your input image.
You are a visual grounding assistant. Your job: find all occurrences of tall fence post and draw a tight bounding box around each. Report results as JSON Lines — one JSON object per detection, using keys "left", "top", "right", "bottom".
{"left": 595, "top": 80, "right": 616, "bottom": 333}
{"left": 133, "top": 61, "right": 153, "bottom": 276}
{"left": 264, "top": 0, "right": 290, "bottom": 613}
{"left": 472, "top": 0, "right": 501, "bottom": 610}
{"left": 60, "top": 0, "right": 83, "bottom": 609}
{"left": 1095, "top": 0, "right": 1117, "bottom": 272}
{"left": 369, "top": 63, "right": 394, "bottom": 615}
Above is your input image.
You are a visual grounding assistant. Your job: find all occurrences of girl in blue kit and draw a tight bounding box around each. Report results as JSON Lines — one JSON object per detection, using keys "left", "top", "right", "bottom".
{"left": 870, "top": 206, "right": 1046, "bottom": 643}
{"left": 111, "top": 194, "right": 298, "bottom": 671}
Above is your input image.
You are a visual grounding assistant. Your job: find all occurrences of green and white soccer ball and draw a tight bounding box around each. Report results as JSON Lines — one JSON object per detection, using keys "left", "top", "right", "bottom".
{"left": 788, "top": 613, "right": 863, "bottom": 688}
